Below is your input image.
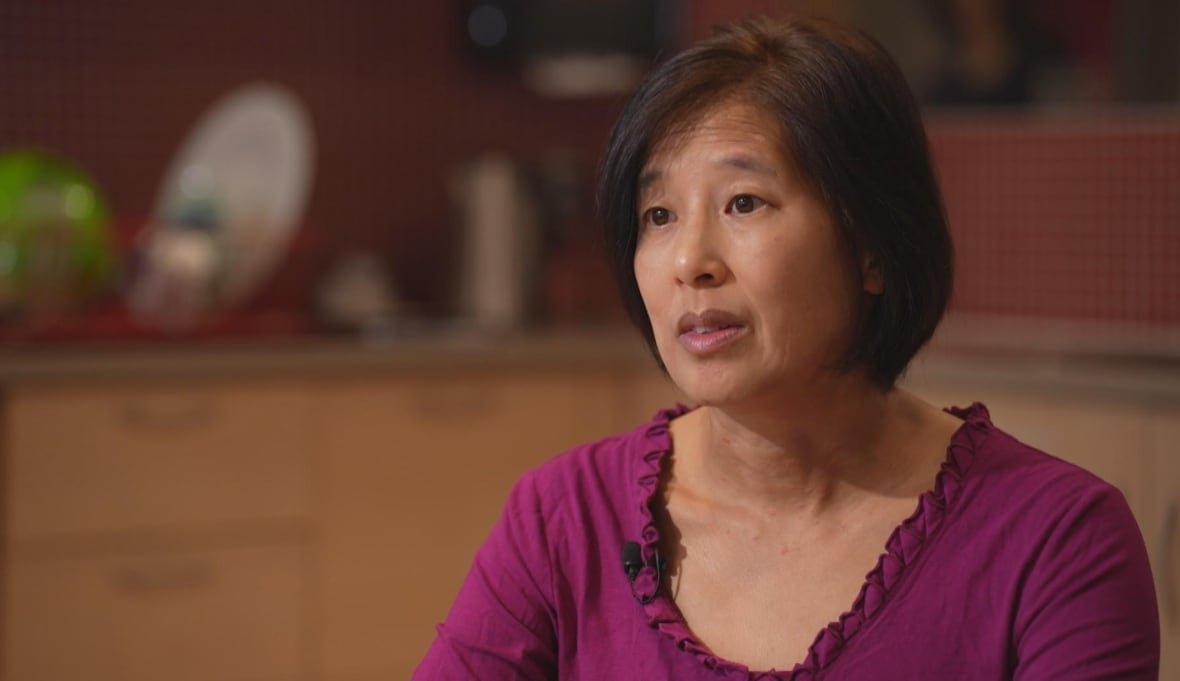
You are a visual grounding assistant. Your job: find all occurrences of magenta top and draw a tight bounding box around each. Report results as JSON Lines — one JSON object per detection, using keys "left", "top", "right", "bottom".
{"left": 413, "top": 404, "right": 1159, "bottom": 680}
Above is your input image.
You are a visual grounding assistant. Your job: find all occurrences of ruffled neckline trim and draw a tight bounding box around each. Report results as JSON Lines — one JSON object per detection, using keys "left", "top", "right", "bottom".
{"left": 631, "top": 402, "right": 993, "bottom": 680}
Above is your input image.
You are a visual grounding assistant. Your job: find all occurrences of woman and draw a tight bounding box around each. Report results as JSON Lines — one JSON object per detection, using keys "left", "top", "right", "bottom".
{"left": 415, "top": 17, "right": 1158, "bottom": 680}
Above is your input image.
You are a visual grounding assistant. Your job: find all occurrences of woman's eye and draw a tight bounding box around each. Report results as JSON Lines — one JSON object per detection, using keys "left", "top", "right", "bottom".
{"left": 643, "top": 207, "right": 671, "bottom": 226}
{"left": 730, "top": 194, "right": 765, "bottom": 214}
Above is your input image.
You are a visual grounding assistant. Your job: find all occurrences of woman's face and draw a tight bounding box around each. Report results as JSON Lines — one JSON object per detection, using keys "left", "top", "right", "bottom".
{"left": 634, "top": 99, "right": 879, "bottom": 406}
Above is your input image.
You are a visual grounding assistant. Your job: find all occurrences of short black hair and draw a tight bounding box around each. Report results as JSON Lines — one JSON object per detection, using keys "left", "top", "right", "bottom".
{"left": 597, "top": 16, "right": 953, "bottom": 389}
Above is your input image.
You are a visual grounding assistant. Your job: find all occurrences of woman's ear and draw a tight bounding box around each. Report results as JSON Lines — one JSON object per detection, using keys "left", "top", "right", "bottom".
{"left": 861, "top": 253, "right": 883, "bottom": 295}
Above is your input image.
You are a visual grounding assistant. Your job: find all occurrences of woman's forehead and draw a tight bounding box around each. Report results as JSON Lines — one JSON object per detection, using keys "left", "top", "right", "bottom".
{"left": 641, "top": 100, "right": 790, "bottom": 178}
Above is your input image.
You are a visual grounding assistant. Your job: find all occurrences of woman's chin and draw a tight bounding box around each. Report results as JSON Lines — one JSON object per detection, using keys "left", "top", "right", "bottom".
{"left": 669, "top": 369, "right": 756, "bottom": 407}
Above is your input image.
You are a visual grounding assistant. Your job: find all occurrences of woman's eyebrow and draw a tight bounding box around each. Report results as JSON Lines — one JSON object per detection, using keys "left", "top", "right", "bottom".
{"left": 638, "top": 168, "right": 662, "bottom": 191}
{"left": 638, "top": 153, "right": 777, "bottom": 192}
{"left": 718, "top": 154, "right": 778, "bottom": 175}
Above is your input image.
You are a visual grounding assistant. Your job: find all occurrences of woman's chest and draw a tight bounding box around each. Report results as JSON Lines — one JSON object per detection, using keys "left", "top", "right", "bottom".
{"left": 658, "top": 497, "right": 923, "bottom": 671}
{"left": 558, "top": 558, "right": 1014, "bottom": 681}
{"left": 667, "top": 539, "right": 884, "bottom": 671}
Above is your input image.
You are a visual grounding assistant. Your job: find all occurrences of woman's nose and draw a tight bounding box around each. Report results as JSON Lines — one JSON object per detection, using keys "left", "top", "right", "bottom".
{"left": 672, "top": 215, "right": 729, "bottom": 287}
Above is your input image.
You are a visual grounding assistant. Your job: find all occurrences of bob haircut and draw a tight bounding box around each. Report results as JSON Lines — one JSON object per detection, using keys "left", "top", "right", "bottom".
{"left": 597, "top": 16, "right": 953, "bottom": 389}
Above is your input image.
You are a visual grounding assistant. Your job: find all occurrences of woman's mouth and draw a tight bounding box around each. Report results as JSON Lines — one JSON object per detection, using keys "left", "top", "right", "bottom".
{"left": 676, "top": 310, "right": 748, "bottom": 355}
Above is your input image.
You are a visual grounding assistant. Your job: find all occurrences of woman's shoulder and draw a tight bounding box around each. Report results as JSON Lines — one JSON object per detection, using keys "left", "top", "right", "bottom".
{"left": 949, "top": 402, "right": 1136, "bottom": 537}
{"left": 946, "top": 405, "right": 1158, "bottom": 676}
{"left": 507, "top": 405, "right": 686, "bottom": 520}
{"left": 960, "top": 403, "right": 1121, "bottom": 499}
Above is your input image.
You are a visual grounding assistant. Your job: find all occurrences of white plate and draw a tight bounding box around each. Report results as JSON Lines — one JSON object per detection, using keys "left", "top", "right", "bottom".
{"left": 149, "top": 83, "right": 314, "bottom": 307}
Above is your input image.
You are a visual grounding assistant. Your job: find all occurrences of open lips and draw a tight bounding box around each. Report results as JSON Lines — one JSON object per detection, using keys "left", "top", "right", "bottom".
{"left": 677, "top": 310, "right": 748, "bottom": 354}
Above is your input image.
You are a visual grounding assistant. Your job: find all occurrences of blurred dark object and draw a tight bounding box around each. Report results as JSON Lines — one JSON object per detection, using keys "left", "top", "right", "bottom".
{"left": 540, "top": 228, "right": 624, "bottom": 325}
{"left": 920, "top": 0, "right": 1179, "bottom": 106}
{"left": 460, "top": 0, "right": 682, "bottom": 96}
{"left": 530, "top": 152, "right": 620, "bottom": 324}
{"left": 0, "top": 149, "right": 117, "bottom": 324}
{"left": 1110, "top": 0, "right": 1179, "bottom": 101}
{"left": 923, "top": 0, "right": 1039, "bottom": 105}
{"left": 461, "top": 0, "right": 677, "bottom": 63}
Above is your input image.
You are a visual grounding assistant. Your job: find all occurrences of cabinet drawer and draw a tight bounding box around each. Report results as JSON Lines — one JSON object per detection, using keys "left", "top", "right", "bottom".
{"left": 6, "top": 382, "right": 313, "bottom": 539}
{"left": 2, "top": 543, "right": 305, "bottom": 681}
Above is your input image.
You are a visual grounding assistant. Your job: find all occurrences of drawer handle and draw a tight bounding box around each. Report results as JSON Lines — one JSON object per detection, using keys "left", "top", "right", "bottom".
{"left": 112, "top": 558, "right": 213, "bottom": 592}
{"left": 120, "top": 397, "right": 217, "bottom": 431}
{"left": 1162, "top": 499, "right": 1178, "bottom": 623}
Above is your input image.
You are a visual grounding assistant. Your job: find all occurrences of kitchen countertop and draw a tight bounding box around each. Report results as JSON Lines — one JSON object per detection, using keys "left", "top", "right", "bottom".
{"left": 1, "top": 323, "right": 1178, "bottom": 405}
{"left": 0, "top": 327, "right": 657, "bottom": 386}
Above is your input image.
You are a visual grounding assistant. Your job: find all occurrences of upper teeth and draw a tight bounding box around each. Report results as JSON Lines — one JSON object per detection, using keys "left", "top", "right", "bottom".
{"left": 693, "top": 325, "right": 721, "bottom": 333}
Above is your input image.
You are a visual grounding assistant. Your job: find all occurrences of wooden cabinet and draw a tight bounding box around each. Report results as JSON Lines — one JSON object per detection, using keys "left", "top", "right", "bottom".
{"left": 1, "top": 344, "right": 1176, "bottom": 680}
{"left": 0, "top": 358, "right": 631, "bottom": 681}
{"left": 4, "top": 545, "right": 305, "bottom": 681}
{"left": 312, "top": 370, "right": 618, "bottom": 681}
{"left": 7, "top": 383, "right": 313, "bottom": 539}
{"left": 1, "top": 381, "right": 314, "bottom": 681}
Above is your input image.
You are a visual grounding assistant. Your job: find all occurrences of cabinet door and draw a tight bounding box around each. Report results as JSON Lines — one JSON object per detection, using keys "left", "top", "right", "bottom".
{"left": 6, "top": 382, "right": 313, "bottom": 539}
{"left": 314, "top": 371, "right": 616, "bottom": 680}
{"left": 1150, "top": 409, "right": 1180, "bottom": 681}
{"left": 3, "top": 544, "right": 305, "bottom": 681}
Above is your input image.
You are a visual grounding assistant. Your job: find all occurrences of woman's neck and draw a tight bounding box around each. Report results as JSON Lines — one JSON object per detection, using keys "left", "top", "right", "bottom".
{"left": 669, "top": 376, "right": 939, "bottom": 523}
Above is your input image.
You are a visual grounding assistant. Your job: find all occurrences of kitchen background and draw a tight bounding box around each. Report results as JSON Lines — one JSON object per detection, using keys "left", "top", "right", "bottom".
{"left": 0, "top": 1, "right": 1177, "bottom": 680}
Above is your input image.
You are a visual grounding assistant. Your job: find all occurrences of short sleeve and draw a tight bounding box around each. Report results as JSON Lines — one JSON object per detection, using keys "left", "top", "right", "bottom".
{"left": 412, "top": 473, "right": 559, "bottom": 681}
{"left": 1013, "top": 483, "right": 1160, "bottom": 679}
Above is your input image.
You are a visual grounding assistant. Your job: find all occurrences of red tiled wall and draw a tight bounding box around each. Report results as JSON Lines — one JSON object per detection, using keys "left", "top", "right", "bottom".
{"left": 2, "top": 1, "right": 1177, "bottom": 334}
{"left": 930, "top": 117, "right": 1180, "bottom": 325}
{"left": 0, "top": 0, "right": 624, "bottom": 313}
